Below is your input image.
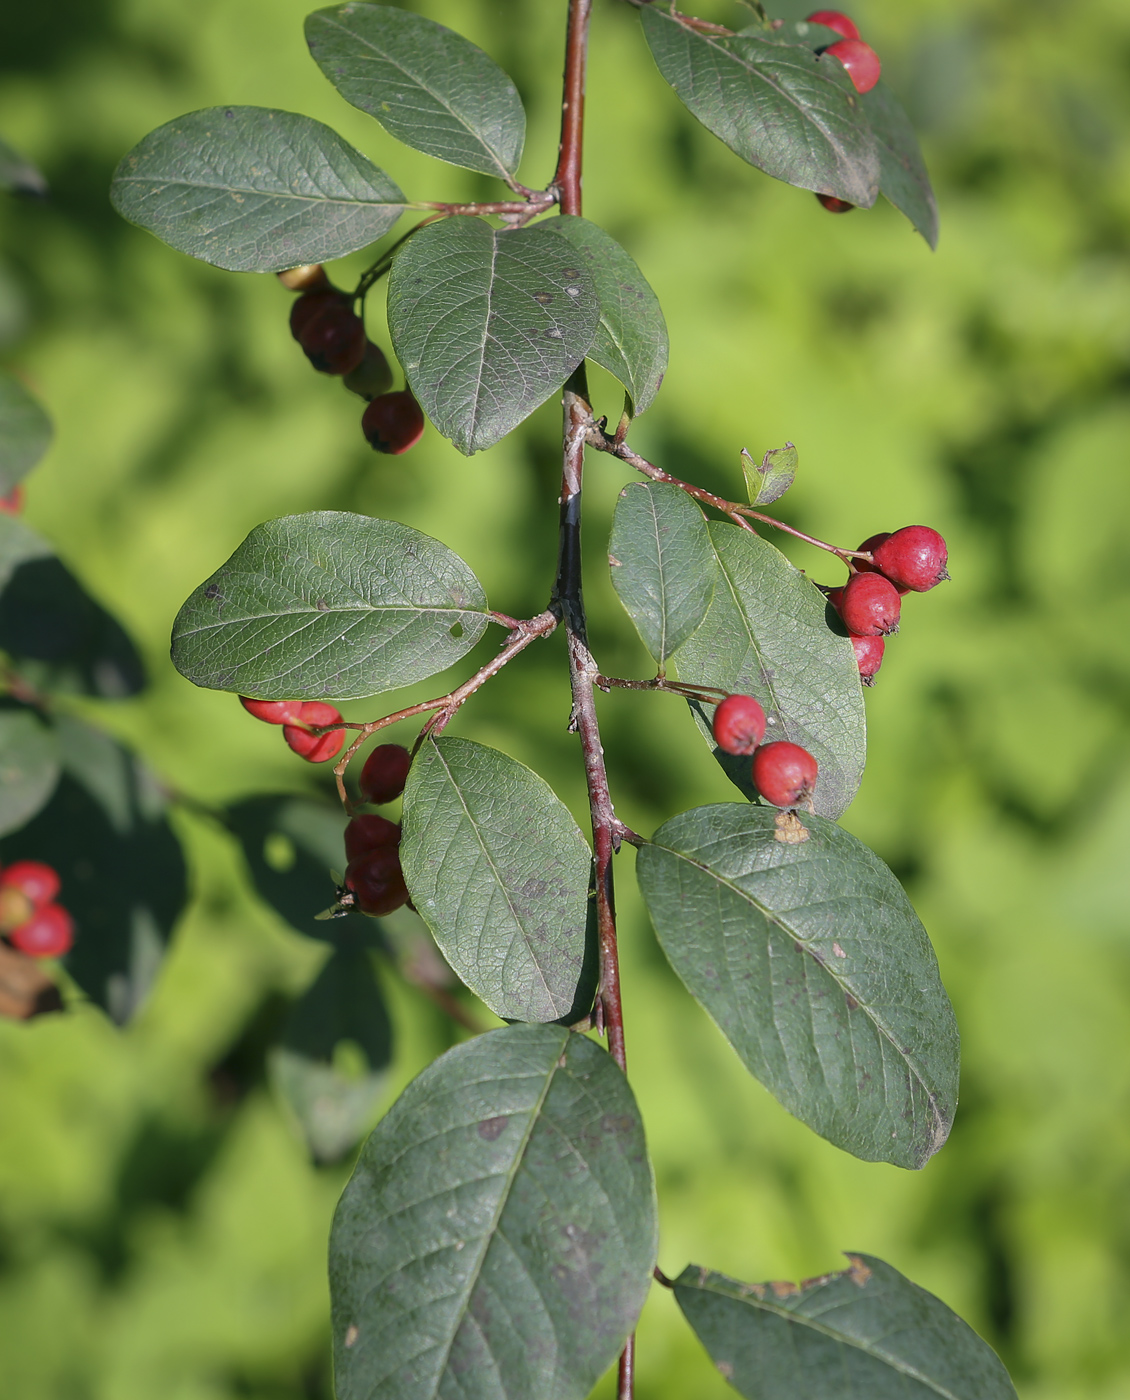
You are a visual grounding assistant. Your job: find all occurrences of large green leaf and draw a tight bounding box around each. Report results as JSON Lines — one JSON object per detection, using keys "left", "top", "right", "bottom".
{"left": 330, "top": 1023, "right": 657, "bottom": 1400}
{"left": 387, "top": 217, "right": 599, "bottom": 454}
{"left": 861, "top": 81, "right": 939, "bottom": 249}
{"left": 640, "top": 7, "right": 878, "bottom": 208}
{"left": 674, "top": 1255, "right": 1017, "bottom": 1399}
{"left": 672, "top": 522, "right": 865, "bottom": 820}
{"left": 0, "top": 507, "right": 52, "bottom": 592}
{"left": 608, "top": 482, "right": 715, "bottom": 664}
{"left": 552, "top": 216, "right": 668, "bottom": 414}
{"left": 171, "top": 512, "right": 491, "bottom": 700}
{"left": 401, "top": 736, "right": 592, "bottom": 1023}
{"left": 0, "top": 372, "right": 52, "bottom": 493}
{"left": 111, "top": 107, "right": 404, "bottom": 273}
{"left": 305, "top": 4, "right": 524, "bottom": 180}
{"left": 228, "top": 793, "right": 348, "bottom": 942}
{"left": 636, "top": 804, "right": 958, "bottom": 1168}
{"left": 0, "top": 707, "right": 60, "bottom": 838}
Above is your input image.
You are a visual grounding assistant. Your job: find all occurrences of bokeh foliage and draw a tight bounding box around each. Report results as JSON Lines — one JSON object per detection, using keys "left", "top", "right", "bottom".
{"left": 1, "top": 0, "right": 1129, "bottom": 1397}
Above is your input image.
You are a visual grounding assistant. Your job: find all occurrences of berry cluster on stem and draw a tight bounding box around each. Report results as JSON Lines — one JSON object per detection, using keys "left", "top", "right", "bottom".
{"left": 0, "top": 861, "right": 73, "bottom": 959}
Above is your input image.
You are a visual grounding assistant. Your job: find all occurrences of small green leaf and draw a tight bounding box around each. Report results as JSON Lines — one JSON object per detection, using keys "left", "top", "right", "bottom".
{"left": 552, "top": 216, "right": 669, "bottom": 413}
{"left": 861, "top": 81, "right": 939, "bottom": 249}
{"left": 609, "top": 482, "right": 715, "bottom": 664}
{"left": 0, "top": 708, "right": 60, "bottom": 838}
{"left": 401, "top": 736, "right": 592, "bottom": 1023}
{"left": 171, "top": 512, "right": 491, "bottom": 700}
{"left": 636, "top": 803, "right": 958, "bottom": 1168}
{"left": 228, "top": 794, "right": 348, "bottom": 942}
{"left": 741, "top": 443, "right": 797, "bottom": 507}
{"left": 305, "top": 3, "right": 525, "bottom": 180}
{"left": 0, "top": 372, "right": 52, "bottom": 493}
{"left": 330, "top": 1023, "right": 657, "bottom": 1400}
{"left": 388, "top": 217, "right": 599, "bottom": 454}
{"left": 674, "top": 1255, "right": 1017, "bottom": 1399}
{"left": 640, "top": 6, "right": 878, "bottom": 207}
{"left": 672, "top": 522, "right": 865, "bottom": 820}
{"left": 111, "top": 107, "right": 404, "bottom": 272}
{"left": 0, "top": 136, "right": 47, "bottom": 197}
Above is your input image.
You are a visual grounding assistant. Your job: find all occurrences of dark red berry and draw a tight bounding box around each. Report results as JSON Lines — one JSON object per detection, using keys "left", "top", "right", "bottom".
{"left": 361, "top": 390, "right": 426, "bottom": 455}
{"left": 824, "top": 585, "right": 844, "bottom": 614}
{"left": 712, "top": 694, "right": 767, "bottom": 756}
{"left": 345, "top": 848, "right": 409, "bottom": 917}
{"left": 854, "top": 535, "right": 911, "bottom": 594}
{"left": 850, "top": 633, "right": 885, "bottom": 684}
{"left": 358, "top": 744, "right": 412, "bottom": 805}
{"left": 752, "top": 742, "right": 819, "bottom": 808}
{"left": 240, "top": 696, "right": 302, "bottom": 725}
{"left": 806, "top": 9, "right": 860, "bottom": 40}
{"left": 298, "top": 299, "right": 366, "bottom": 375}
{"left": 9, "top": 903, "right": 74, "bottom": 958}
{"left": 344, "top": 342, "right": 395, "bottom": 401}
{"left": 871, "top": 526, "right": 950, "bottom": 592}
{"left": 840, "top": 571, "right": 901, "bottom": 636}
{"left": 277, "top": 264, "right": 329, "bottom": 292}
{"left": 825, "top": 37, "right": 881, "bottom": 93}
{"left": 344, "top": 813, "right": 402, "bottom": 863}
{"left": 0, "top": 486, "right": 23, "bottom": 515}
{"left": 283, "top": 701, "right": 345, "bottom": 763}
{"left": 289, "top": 287, "right": 341, "bottom": 340}
{"left": 0, "top": 860, "right": 61, "bottom": 907}
{"left": 816, "top": 194, "right": 855, "bottom": 214}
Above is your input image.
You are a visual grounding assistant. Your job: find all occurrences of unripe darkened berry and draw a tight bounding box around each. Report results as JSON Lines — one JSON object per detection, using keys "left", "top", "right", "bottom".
{"left": 840, "top": 571, "right": 901, "bottom": 636}
{"left": 712, "top": 694, "right": 767, "bottom": 756}
{"left": 289, "top": 288, "right": 341, "bottom": 341}
{"left": 361, "top": 390, "right": 426, "bottom": 455}
{"left": 0, "top": 486, "right": 23, "bottom": 515}
{"left": 825, "top": 37, "right": 881, "bottom": 93}
{"left": 277, "top": 264, "right": 329, "bottom": 292}
{"left": 806, "top": 9, "right": 860, "bottom": 40}
{"left": 752, "top": 742, "right": 819, "bottom": 808}
{"left": 9, "top": 903, "right": 74, "bottom": 958}
{"left": 816, "top": 193, "right": 855, "bottom": 214}
{"left": 0, "top": 860, "right": 61, "bottom": 908}
{"left": 851, "top": 632, "right": 885, "bottom": 684}
{"left": 871, "top": 525, "right": 950, "bottom": 592}
{"left": 283, "top": 701, "right": 345, "bottom": 763}
{"left": 358, "top": 743, "right": 412, "bottom": 805}
{"left": 298, "top": 299, "right": 366, "bottom": 375}
{"left": 345, "top": 848, "right": 409, "bottom": 917}
{"left": 240, "top": 696, "right": 302, "bottom": 725}
{"left": 344, "top": 342, "right": 395, "bottom": 401}
{"left": 344, "top": 813, "right": 402, "bottom": 863}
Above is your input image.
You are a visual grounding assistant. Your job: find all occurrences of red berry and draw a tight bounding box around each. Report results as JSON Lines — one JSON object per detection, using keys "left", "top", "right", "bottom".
{"left": 806, "top": 9, "right": 860, "bottom": 40}
{"left": 840, "top": 571, "right": 901, "bottom": 636}
{"left": 358, "top": 743, "right": 412, "bottom": 805}
{"left": 239, "top": 695, "right": 302, "bottom": 725}
{"left": 344, "top": 813, "right": 402, "bottom": 863}
{"left": 871, "top": 526, "right": 950, "bottom": 592}
{"left": 712, "top": 694, "right": 767, "bottom": 756}
{"left": 825, "top": 37, "right": 881, "bottom": 93}
{"left": 0, "top": 860, "right": 61, "bottom": 907}
{"left": 361, "top": 391, "right": 426, "bottom": 455}
{"left": 277, "top": 264, "right": 329, "bottom": 292}
{"left": 344, "top": 848, "right": 409, "bottom": 917}
{"left": 0, "top": 485, "right": 23, "bottom": 515}
{"left": 752, "top": 742, "right": 819, "bottom": 809}
{"left": 344, "top": 342, "right": 395, "bottom": 401}
{"left": 824, "top": 586, "right": 844, "bottom": 613}
{"left": 850, "top": 633, "right": 885, "bottom": 684}
{"left": 298, "top": 299, "right": 366, "bottom": 375}
{"left": 289, "top": 287, "right": 341, "bottom": 340}
{"left": 816, "top": 193, "right": 855, "bottom": 214}
{"left": 283, "top": 701, "right": 345, "bottom": 763}
{"left": 9, "top": 903, "right": 74, "bottom": 958}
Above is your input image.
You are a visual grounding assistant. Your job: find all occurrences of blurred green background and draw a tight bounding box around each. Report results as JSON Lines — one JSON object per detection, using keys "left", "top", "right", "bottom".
{"left": 2, "top": 0, "right": 1130, "bottom": 1395}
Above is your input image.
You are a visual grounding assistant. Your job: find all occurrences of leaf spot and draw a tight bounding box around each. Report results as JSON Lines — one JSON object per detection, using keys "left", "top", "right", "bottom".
{"left": 717, "top": 1362, "right": 734, "bottom": 1379}
{"left": 477, "top": 1115, "right": 508, "bottom": 1141}
{"left": 774, "top": 810, "right": 809, "bottom": 844}
{"left": 770, "top": 1279, "right": 799, "bottom": 1298}
{"left": 846, "top": 1255, "right": 872, "bottom": 1287}
{"left": 544, "top": 327, "right": 564, "bottom": 340}
{"left": 315, "top": 598, "right": 329, "bottom": 612}
{"left": 343, "top": 1325, "right": 359, "bottom": 1348}
{"left": 533, "top": 292, "right": 553, "bottom": 305}
{"left": 832, "top": 941, "right": 846, "bottom": 958}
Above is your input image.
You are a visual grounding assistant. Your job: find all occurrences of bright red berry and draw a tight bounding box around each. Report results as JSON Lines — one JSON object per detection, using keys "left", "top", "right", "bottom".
{"left": 871, "top": 526, "right": 950, "bottom": 592}
{"left": 826, "top": 37, "right": 881, "bottom": 93}
{"left": 344, "top": 342, "right": 395, "bottom": 401}
{"left": 344, "top": 813, "right": 402, "bottom": 863}
{"left": 0, "top": 860, "right": 61, "bottom": 907}
{"left": 816, "top": 193, "right": 855, "bottom": 214}
{"left": 344, "top": 848, "right": 409, "bottom": 917}
{"left": 361, "top": 390, "right": 426, "bottom": 455}
{"left": 0, "top": 485, "right": 23, "bottom": 515}
{"left": 850, "top": 633, "right": 885, "bottom": 684}
{"left": 240, "top": 695, "right": 302, "bottom": 725}
{"left": 282, "top": 701, "right": 345, "bottom": 763}
{"left": 298, "top": 299, "right": 366, "bottom": 375}
{"left": 712, "top": 694, "right": 767, "bottom": 756}
{"left": 277, "top": 264, "right": 329, "bottom": 292}
{"left": 9, "top": 903, "right": 74, "bottom": 958}
{"left": 840, "top": 571, "right": 901, "bottom": 636}
{"left": 806, "top": 9, "right": 860, "bottom": 40}
{"left": 358, "top": 743, "right": 412, "bottom": 805}
{"left": 752, "top": 742, "right": 819, "bottom": 808}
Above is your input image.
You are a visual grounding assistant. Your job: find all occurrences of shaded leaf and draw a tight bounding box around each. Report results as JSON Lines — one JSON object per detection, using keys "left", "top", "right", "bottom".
{"left": 0, "top": 371, "right": 52, "bottom": 493}
{"left": 111, "top": 107, "right": 404, "bottom": 273}
{"left": 674, "top": 1254, "right": 1016, "bottom": 1399}
{"left": 305, "top": 3, "right": 524, "bottom": 180}
{"left": 401, "top": 736, "right": 591, "bottom": 1023}
{"left": 0, "top": 511, "right": 53, "bottom": 592}
{"left": 387, "top": 217, "right": 599, "bottom": 454}
{"left": 673, "top": 522, "right": 865, "bottom": 820}
{"left": 228, "top": 793, "right": 349, "bottom": 942}
{"left": 0, "top": 136, "right": 47, "bottom": 197}
{"left": 861, "top": 81, "right": 939, "bottom": 249}
{"left": 0, "top": 706, "right": 60, "bottom": 838}
{"left": 330, "top": 1023, "right": 657, "bottom": 1400}
{"left": 637, "top": 803, "right": 958, "bottom": 1168}
{"left": 741, "top": 443, "right": 797, "bottom": 507}
{"left": 609, "top": 482, "right": 715, "bottom": 664}
{"left": 171, "top": 512, "right": 490, "bottom": 700}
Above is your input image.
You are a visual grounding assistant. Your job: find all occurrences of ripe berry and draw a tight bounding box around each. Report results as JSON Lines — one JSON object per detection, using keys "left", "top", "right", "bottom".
{"left": 240, "top": 696, "right": 302, "bottom": 725}
{"left": 712, "top": 694, "right": 767, "bottom": 756}
{"left": 289, "top": 287, "right": 341, "bottom": 341}
{"left": 825, "top": 37, "right": 881, "bottom": 93}
{"left": 0, "top": 860, "right": 61, "bottom": 907}
{"left": 361, "top": 390, "right": 425, "bottom": 455}
{"left": 816, "top": 194, "right": 855, "bottom": 214}
{"left": 358, "top": 743, "right": 412, "bottom": 805}
{"left": 344, "top": 342, "right": 395, "bottom": 401}
{"left": 871, "top": 525, "right": 950, "bottom": 592}
{"left": 0, "top": 486, "right": 23, "bottom": 515}
{"left": 345, "top": 848, "right": 409, "bottom": 917}
{"left": 806, "top": 9, "right": 860, "bottom": 40}
{"left": 283, "top": 701, "right": 345, "bottom": 763}
{"left": 752, "top": 742, "right": 819, "bottom": 808}
{"left": 277, "top": 264, "right": 329, "bottom": 292}
{"left": 344, "top": 813, "right": 401, "bottom": 862}
{"left": 9, "top": 903, "right": 74, "bottom": 958}
{"left": 824, "top": 586, "right": 844, "bottom": 614}
{"left": 298, "top": 299, "right": 366, "bottom": 375}
{"left": 850, "top": 633, "right": 885, "bottom": 684}
{"left": 840, "top": 571, "right": 901, "bottom": 636}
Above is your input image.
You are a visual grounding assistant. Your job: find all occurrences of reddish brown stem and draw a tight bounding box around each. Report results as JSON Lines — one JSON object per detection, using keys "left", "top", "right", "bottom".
{"left": 553, "top": 0, "right": 592, "bottom": 215}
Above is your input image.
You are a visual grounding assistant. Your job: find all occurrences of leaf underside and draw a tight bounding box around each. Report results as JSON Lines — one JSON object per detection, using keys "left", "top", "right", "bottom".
{"left": 860, "top": 81, "right": 939, "bottom": 248}
{"left": 0, "top": 372, "right": 52, "bottom": 494}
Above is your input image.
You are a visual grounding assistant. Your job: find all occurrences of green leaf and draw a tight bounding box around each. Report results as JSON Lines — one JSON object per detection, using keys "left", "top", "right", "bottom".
{"left": 636, "top": 803, "right": 958, "bottom": 1168}
{"left": 674, "top": 1255, "right": 1017, "bottom": 1399}
{"left": 608, "top": 482, "right": 715, "bottom": 664}
{"left": 672, "top": 522, "right": 865, "bottom": 820}
{"left": 330, "top": 1023, "right": 657, "bottom": 1400}
{"left": 110, "top": 107, "right": 404, "bottom": 273}
{"left": 228, "top": 794, "right": 348, "bottom": 942}
{"left": 0, "top": 506, "right": 52, "bottom": 593}
{"left": 0, "top": 707, "right": 60, "bottom": 838}
{"left": 861, "top": 81, "right": 939, "bottom": 249}
{"left": 0, "top": 136, "right": 47, "bottom": 197}
{"left": 741, "top": 443, "right": 797, "bottom": 507}
{"left": 305, "top": 3, "right": 525, "bottom": 180}
{"left": 640, "top": 6, "right": 878, "bottom": 208}
{"left": 171, "top": 512, "right": 491, "bottom": 700}
{"left": 387, "top": 217, "right": 599, "bottom": 455}
{"left": 552, "top": 216, "right": 668, "bottom": 414}
{"left": 0, "top": 372, "right": 52, "bottom": 493}
{"left": 401, "top": 736, "right": 592, "bottom": 1023}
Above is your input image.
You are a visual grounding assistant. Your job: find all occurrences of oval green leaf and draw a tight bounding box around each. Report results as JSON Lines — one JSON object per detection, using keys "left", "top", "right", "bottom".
{"left": 672, "top": 521, "right": 865, "bottom": 820}
{"left": 111, "top": 107, "right": 404, "bottom": 272}
{"left": 636, "top": 803, "right": 958, "bottom": 1168}
{"left": 0, "top": 708, "right": 60, "bottom": 838}
{"left": 0, "top": 372, "right": 52, "bottom": 493}
{"left": 609, "top": 482, "right": 715, "bottom": 664}
{"left": 387, "top": 217, "right": 599, "bottom": 455}
{"left": 330, "top": 1023, "right": 657, "bottom": 1400}
{"left": 305, "top": 3, "right": 525, "bottom": 180}
{"left": 674, "top": 1255, "right": 1017, "bottom": 1399}
{"left": 171, "top": 512, "right": 491, "bottom": 700}
{"left": 401, "top": 736, "right": 592, "bottom": 1023}
{"left": 742, "top": 443, "right": 798, "bottom": 508}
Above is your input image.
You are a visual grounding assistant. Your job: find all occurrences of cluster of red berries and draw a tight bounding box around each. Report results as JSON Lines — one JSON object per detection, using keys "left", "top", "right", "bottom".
{"left": 280, "top": 263, "right": 425, "bottom": 456}
{"left": 805, "top": 10, "right": 882, "bottom": 215}
{"left": 0, "top": 861, "right": 73, "bottom": 958}
{"left": 341, "top": 744, "right": 413, "bottom": 916}
{"left": 240, "top": 695, "right": 346, "bottom": 762}
{"left": 712, "top": 694, "right": 819, "bottom": 809}
{"left": 826, "top": 525, "right": 949, "bottom": 685}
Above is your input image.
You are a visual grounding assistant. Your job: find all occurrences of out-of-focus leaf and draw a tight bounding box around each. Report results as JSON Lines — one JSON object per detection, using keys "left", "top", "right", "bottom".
{"left": 0, "top": 136, "right": 47, "bottom": 197}
{"left": 741, "top": 443, "right": 797, "bottom": 507}
{"left": 0, "top": 512, "right": 52, "bottom": 592}
{"left": 0, "top": 371, "right": 52, "bottom": 493}
{"left": 0, "top": 706, "right": 60, "bottom": 838}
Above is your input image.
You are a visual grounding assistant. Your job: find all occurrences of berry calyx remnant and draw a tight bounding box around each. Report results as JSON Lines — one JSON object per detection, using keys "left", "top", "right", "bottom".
{"left": 850, "top": 633, "right": 885, "bottom": 684}
{"left": 712, "top": 694, "right": 767, "bottom": 756}
{"left": 872, "top": 525, "right": 950, "bottom": 592}
{"left": 361, "top": 390, "right": 426, "bottom": 455}
{"left": 277, "top": 264, "right": 329, "bottom": 292}
{"left": 752, "top": 742, "right": 819, "bottom": 808}
{"left": 841, "top": 571, "right": 902, "bottom": 635}
{"left": 344, "top": 342, "right": 395, "bottom": 401}
{"left": 344, "top": 848, "right": 409, "bottom": 916}
{"left": 240, "top": 696, "right": 302, "bottom": 725}
{"left": 825, "top": 37, "right": 881, "bottom": 93}
{"left": 816, "top": 194, "right": 855, "bottom": 214}
{"left": 282, "top": 701, "right": 346, "bottom": 763}
{"left": 297, "top": 297, "right": 366, "bottom": 375}
{"left": 8, "top": 903, "right": 74, "bottom": 959}
{"left": 358, "top": 744, "right": 412, "bottom": 805}
{"left": 806, "top": 9, "right": 860, "bottom": 40}
{"left": 344, "top": 813, "right": 402, "bottom": 863}
{"left": 0, "top": 860, "right": 61, "bottom": 907}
